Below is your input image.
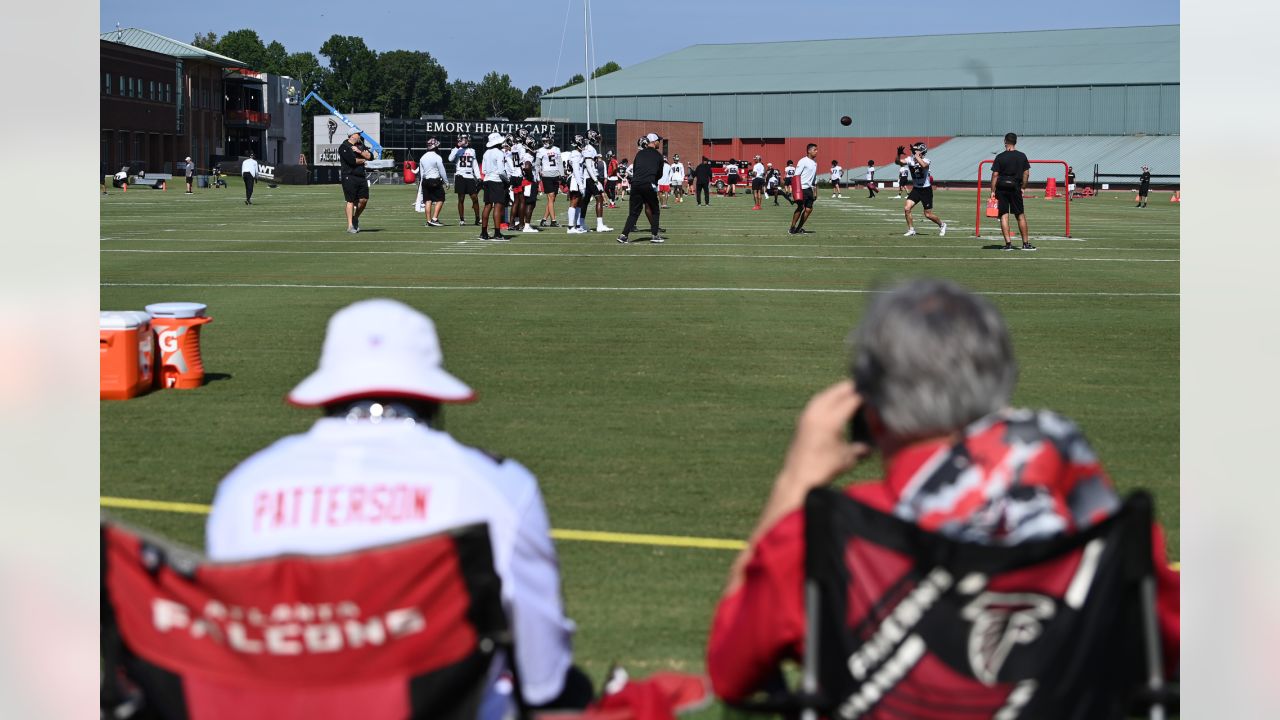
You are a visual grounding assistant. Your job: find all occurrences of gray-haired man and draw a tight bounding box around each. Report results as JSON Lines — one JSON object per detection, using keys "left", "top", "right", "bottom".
{"left": 707, "top": 278, "right": 1180, "bottom": 699}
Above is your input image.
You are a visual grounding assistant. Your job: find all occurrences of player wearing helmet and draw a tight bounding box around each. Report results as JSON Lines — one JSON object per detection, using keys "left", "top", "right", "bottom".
{"left": 604, "top": 151, "right": 619, "bottom": 208}
{"left": 418, "top": 138, "right": 447, "bottom": 227}
{"left": 536, "top": 135, "right": 562, "bottom": 227}
{"left": 449, "top": 134, "right": 481, "bottom": 226}
{"left": 580, "top": 132, "right": 611, "bottom": 233}
{"left": 563, "top": 135, "right": 586, "bottom": 233}
{"left": 894, "top": 142, "right": 946, "bottom": 237}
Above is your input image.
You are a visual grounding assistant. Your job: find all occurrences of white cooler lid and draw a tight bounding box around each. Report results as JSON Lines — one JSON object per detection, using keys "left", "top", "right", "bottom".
{"left": 145, "top": 302, "right": 208, "bottom": 319}
{"left": 100, "top": 311, "right": 152, "bottom": 330}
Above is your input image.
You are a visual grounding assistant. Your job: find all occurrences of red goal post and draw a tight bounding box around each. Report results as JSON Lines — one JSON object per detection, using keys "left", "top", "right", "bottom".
{"left": 975, "top": 159, "right": 1071, "bottom": 237}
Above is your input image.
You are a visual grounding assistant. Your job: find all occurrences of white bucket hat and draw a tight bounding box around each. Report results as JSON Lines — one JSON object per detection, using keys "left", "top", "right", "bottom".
{"left": 486, "top": 132, "right": 505, "bottom": 148}
{"left": 288, "top": 299, "right": 474, "bottom": 407}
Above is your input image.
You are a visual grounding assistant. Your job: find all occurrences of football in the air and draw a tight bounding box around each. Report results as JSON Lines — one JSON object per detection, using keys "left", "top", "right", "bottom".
{"left": 840, "top": 115, "right": 852, "bottom": 126}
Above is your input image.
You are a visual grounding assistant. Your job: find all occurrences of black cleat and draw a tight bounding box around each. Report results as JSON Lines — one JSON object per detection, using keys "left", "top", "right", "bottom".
{"left": 616, "top": 234, "right": 631, "bottom": 244}
{"left": 1021, "top": 242, "right": 1038, "bottom": 252}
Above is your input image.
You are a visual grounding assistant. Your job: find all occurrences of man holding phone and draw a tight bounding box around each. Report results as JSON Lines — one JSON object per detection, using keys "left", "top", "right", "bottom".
{"left": 706, "top": 278, "right": 1180, "bottom": 702}
{"left": 338, "top": 131, "right": 372, "bottom": 233}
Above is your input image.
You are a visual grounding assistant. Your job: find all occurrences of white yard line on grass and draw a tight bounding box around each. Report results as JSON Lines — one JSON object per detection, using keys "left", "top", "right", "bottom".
{"left": 99, "top": 236, "right": 1181, "bottom": 251}
{"left": 102, "top": 248, "right": 1178, "bottom": 263}
{"left": 101, "top": 281, "right": 1179, "bottom": 297}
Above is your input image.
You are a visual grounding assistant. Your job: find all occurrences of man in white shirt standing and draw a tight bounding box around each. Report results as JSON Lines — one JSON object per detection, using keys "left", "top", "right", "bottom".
{"left": 750, "top": 155, "right": 766, "bottom": 210}
{"left": 670, "top": 155, "right": 685, "bottom": 204}
{"left": 535, "top": 136, "right": 562, "bottom": 227}
{"left": 658, "top": 156, "right": 673, "bottom": 209}
{"left": 864, "top": 159, "right": 879, "bottom": 198}
{"left": 789, "top": 143, "right": 819, "bottom": 235}
{"left": 449, "top": 134, "right": 482, "bottom": 226}
{"left": 480, "top": 132, "right": 511, "bottom": 241}
{"left": 894, "top": 142, "right": 946, "bottom": 237}
{"left": 830, "top": 160, "right": 844, "bottom": 198}
{"left": 206, "top": 298, "right": 592, "bottom": 715}
{"left": 241, "top": 152, "right": 260, "bottom": 205}
{"left": 417, "top": 138, "right": 448, "bottom": 227}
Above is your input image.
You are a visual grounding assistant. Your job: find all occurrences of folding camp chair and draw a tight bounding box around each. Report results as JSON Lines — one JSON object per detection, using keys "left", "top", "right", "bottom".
{"left": 100, "top": 520, "right": 521, "bottom": 720}
{"left": 779, "top": 489, "right": 1175, "bottom": 720}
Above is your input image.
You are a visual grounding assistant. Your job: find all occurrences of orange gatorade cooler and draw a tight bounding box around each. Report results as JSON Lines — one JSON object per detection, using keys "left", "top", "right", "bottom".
{"left": 100, "top": 311, "right": 155, "bottom": 400}
{"left": 145, "top": 302, "right": 213, "bottom": 389}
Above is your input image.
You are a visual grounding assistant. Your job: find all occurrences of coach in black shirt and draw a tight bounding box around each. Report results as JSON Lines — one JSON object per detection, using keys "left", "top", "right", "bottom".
{"left": 1136, "top": 166, "right": 1152, "bottom": 208}
{"left": 338, "top": 130, "right": 373, "bottom": 233}
{"left": 694, "top": 157, "right": 713, "bottom": 206}
{"left": 991, "top": 132, "right": 1034, "bottom": 251}
{"left": 617, "top": 133, "right": 665, "bottom": 244}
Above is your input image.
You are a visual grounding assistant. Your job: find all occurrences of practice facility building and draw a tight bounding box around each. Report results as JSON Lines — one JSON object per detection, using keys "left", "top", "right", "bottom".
{"left": 540, "top": 25, "right": 1179, "bottom": 183}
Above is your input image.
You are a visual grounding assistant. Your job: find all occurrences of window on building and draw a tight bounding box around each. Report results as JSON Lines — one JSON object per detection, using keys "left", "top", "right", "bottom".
{"left": 104, "top": 73, "right": 111, "bottom": 95}
{"left": 119, "top": 76, "right": 125, "bottom": 95}
{"left": 166, "top": 83, "right": 172, "bottom": 104}
{"left": 149, "top": 81, "right": 156, "bottom": 100}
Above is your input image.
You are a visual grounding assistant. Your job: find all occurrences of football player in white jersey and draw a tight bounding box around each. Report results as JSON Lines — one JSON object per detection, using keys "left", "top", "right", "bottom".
{"left": 670, "top": 155, "right": 685, "bottom": 204}
{"left": 563, "top": 135, "right": 585, "bottom": 233}
{"left": 448, "top": 134, "right": 481, "bottom": 226}
{"left": 750, "top": 155, "right": 766, "bottom": 209}
{"left": 536, "top": 136, "right": 563, "bottom": 227}
{"left": 830, "top": 160, "right": 844, "bottom": 198}
{"left": 580, "top": 129, "right": 611, "bottom": 232}
{"left": 895, "top": 142, "right": 946, "bottom": 236}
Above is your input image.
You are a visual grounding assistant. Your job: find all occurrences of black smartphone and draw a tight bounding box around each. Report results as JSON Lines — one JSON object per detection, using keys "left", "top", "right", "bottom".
{"left": 848, "top": 404, "right": 874, "bottom": 446}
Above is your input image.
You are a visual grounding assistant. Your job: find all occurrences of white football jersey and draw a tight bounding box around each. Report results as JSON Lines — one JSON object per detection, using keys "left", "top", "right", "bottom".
{"left": 536, "top": 146, "right": 562, "bottom": 177}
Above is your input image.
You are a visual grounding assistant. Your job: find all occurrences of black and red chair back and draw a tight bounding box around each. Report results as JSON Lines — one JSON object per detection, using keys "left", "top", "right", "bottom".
{"left": 101, "top": 521, "right": 513, "bottom": 720}
{"left": 802, "top": 489, "right": 1170, "bottom": 720}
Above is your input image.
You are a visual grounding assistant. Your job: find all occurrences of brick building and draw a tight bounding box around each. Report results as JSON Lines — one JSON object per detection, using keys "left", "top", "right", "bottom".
{"left": 100, "top": 29, "right": 248, "bottom": 175}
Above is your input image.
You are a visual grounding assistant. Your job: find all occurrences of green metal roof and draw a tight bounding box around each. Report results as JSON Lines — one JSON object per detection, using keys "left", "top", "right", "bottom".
{"left": 100, "top": 27, "right": 248, "bottom": 67}
{"left": 545, "top": 25, "right": 1177, "bottom": 99}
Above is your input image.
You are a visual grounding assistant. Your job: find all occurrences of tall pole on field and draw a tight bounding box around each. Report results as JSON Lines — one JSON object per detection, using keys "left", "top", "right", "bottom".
{"left": 583, "top": 0, "right": 591, "bottom": 130}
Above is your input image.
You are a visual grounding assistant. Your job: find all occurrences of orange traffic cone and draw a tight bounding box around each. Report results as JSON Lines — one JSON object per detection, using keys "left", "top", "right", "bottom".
{"left": 1171, "top": 190, "right": 1180, "bottom": 203}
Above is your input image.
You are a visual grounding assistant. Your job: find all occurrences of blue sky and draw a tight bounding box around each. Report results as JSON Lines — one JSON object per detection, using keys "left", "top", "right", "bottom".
{"left": 100, "top": 0, "right": 1178, "bottom": 90}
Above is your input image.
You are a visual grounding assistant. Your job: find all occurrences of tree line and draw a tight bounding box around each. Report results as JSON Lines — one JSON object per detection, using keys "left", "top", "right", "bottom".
{"left": 193, "top": 29, "right": 619, "bottom": 159}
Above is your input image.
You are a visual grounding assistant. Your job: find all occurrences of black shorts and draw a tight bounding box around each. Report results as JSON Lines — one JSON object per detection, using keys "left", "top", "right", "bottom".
{"left": 995, "top": 187, "right": 1024, "bottom": 217}
{"left": 422, "top": 178, "right": 446, "bottom": 202}
{"left": 1139, "top": 183, "right": 1150, "bottom": 195}
{"left": 832, "top": 179, "right": 842, "bottom": 188}
{"left": 581, "top": 181, "right": 598, "bottom": 202}
{"left": 752, "top": 177, "right": 765, "bottom": 191}
{"left": 727, "top": 174, "right": 740, "bottom": 186}
{"left": 541, "top": 177, "right": 561, "bottom": 194}
{"left": 482, "top": 180, "right": 507, "bottom": 205}
{"left": 907, "top": 185, "right": 933, "bottom": 210}
{"left": 342, "top": 175, "right": 369, "bottom": 203}
{"left": 524, "top": 182, "right": 539, "bottom": 208}
{"left": 797, "top": 188, "right": 816, "bottom": 208}
{"left": 454, "top": 176, "right": 478, "bottom": 196}
{"left": 899, "top": 175, "right": 909, "bottom": 187}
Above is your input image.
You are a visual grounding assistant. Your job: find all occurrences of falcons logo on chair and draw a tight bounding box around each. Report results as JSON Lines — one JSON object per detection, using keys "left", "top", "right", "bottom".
{"left": 961, "top": 592, "right": 1056, "bottom": 686}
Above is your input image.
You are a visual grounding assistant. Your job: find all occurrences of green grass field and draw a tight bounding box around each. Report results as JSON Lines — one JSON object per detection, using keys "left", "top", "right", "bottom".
{"left": 100, "top": 178, "right": 1178, "bottom": 692}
